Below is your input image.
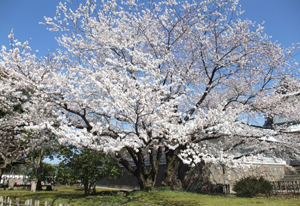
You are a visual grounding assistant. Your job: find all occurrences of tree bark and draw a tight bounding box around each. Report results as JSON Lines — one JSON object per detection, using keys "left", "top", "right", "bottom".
{"left": 0, "top": 158, "right": 11, "bottom": 184}
{"left": 117, "top": 147, "right": 162, "bottom": 191}
{"left": 162, "top": 149, "right": 182, "bottom": 191}
{"left": 92, "top": 182, "right": 96, "bottom": 194}
{"left": 83, "top": 180, "right": 90, "bottom": 195}
{"left": 31, "top": 148, "right": 44, "bottom": 192}
{"left": 0, "top": 168, "right": 5, "bottom": 183}
{"left": 136, "top": 169, "right": 157, "bottom": 190}
{"left": 36, "top": 179, "right": 42, "bottom": 191}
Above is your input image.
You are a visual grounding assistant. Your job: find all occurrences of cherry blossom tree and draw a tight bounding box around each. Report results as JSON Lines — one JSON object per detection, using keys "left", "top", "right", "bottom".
{"left": 42, "top": 0, "right": 300, "bottom": 190}
{"left": 0, "top": 32, "right": 57, "bottom": 182}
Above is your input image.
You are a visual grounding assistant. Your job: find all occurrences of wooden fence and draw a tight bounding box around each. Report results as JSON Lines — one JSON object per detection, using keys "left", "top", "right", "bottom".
{"left": 208, "top": 181, "right": 300, "bottom": 194}
{"left": 272, "top": 181, "right": 300, "bottom": 194}
{"left": 0, "top": 196, "right": 73, "bottom": 206}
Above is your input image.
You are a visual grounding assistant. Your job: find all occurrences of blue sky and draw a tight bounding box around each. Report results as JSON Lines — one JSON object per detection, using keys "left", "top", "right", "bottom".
{"left": 1, "top": 0, "right": 300, "bottom": 164}
{"left": 1, "top": 0, "right": 300, "bottom": 59}
{"left": 0, "top": 0, "right": 61, "bottom": 54}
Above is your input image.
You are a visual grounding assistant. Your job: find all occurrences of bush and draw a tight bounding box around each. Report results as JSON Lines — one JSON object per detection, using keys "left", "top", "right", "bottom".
{"left": 258, "top": 177, "right": 273, "bottom": 197}
{"left": 158, "top": 186, "right": 170, "bottom": 191}
{"left": 145, "top": 186, "right": 153, "bottom": 192}
{"left": 233, "top": 176, "right": 273, "bottom": 198}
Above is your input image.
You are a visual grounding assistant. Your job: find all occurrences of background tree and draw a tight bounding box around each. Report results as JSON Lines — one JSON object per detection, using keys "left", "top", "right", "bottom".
{"left": 57, "top": 145, "right": 122, "bottom": 195}
{"left": 26, "top": 135, "right": 60, "bottom": 191}
{"left": 26, "top": 161, "right": 57, "bottom": 185}
{"left": 0, "top": 39, "right": 33, "bottom": 181}
{"left": 0, "top": 31, "right": 57, "bottom": 184}
{"left": 35, "top": 0, "right": 300, "bottom": 190}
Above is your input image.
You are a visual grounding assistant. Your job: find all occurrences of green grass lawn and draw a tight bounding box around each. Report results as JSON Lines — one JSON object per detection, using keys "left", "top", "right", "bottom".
{"left": 123, "top": 191, "right": 300, "bottom": 206}
{"left": 1, "top": 186, "right": 300, "bottom": 206}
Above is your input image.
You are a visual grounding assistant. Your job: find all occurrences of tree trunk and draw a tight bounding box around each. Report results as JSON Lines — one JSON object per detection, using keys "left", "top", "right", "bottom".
{"left": 162, "top": 150, "right": 182, "bottom": 191}
{"left": 136, "top": 170, "right": 157, "bottom": 190}
{"left": 31, "top": 148, "right": 44, "bottom": 192}
{"left": 92, "top": 182, "right": 96, "bottom": 194}
{"left": 36, "top": 179, "right": 42, "bottom": 191}
{"left": 0, "top": 168, "right": 5, "bottom": 183}
{"left": 31, "top": 178, "right": 37, "bottom": 192}
{"left": 0, "top": 159, "right": 10, "bottom": 184}
{"left": 84, "top": 181, "right": 90, "bottom": 195}
{"left": 117, "top": 147, "right": 162, "bottom": 191}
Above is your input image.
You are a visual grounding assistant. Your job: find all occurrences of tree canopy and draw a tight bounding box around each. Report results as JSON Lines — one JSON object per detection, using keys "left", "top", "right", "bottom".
{"left": 57, "top": 146, "right": 122, "bottom": 195}
{"left": 0, "top": 31, "right": 58, "bottom": 182}
{"left": 27, "top": 161, "right": 57, "bottom": 184}
{"left": 1, "top": 0, "right": 300, "bottom": 190}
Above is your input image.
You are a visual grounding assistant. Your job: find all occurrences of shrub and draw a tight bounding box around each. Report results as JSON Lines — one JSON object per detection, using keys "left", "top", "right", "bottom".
{"left": 145, "top": 186, "right": 153, "bottom": 192}
{"left": 258, "top": 177, "right": 273, "bottom": 196}
{"left": 158, "top": 186, "right": 170, "bottom": 191}
{"left": 233, "top": 176, "right": 273, "bottom": 198}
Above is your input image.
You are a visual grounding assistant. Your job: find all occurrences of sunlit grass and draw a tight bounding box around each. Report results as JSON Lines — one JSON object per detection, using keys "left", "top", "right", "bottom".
{"left": 0, "top": 186, "right": 124, "bottom": 205}
{"left": 123, "top": 191, "right": 300, "bottom": 206}
{"left": 1, "top": 186, "right": 300, "bottom": 205}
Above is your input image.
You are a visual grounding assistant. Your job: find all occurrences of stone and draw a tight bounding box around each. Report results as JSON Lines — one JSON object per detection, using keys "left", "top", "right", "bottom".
{"left": 8, "top": 179, "right": 14, "bottom": 190}
{"left": 182, "top": 162, "right": 287, "bottom": 194}
{"left": 31, "top": 180, "right": 37, "bottom": 192}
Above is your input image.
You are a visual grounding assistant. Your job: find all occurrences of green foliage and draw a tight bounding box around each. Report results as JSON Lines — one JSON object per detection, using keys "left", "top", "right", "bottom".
{"left": 233, "top": 177, "right": 259, "bottom": 198}
{"left": 233, "top": 176, "right": 273, "bottom": 198}
{"left": 144, "top": 186, "right": 153, "bottom": 192}
{"left": 27, "top": 161, "right": 57, "bottom": 183}
{"left": 258, "top": 177, "right": 273, "bottom": 196}
{"left": 157, "top": 186, "right": 170, "bottom": 191}
{"left": 57, "top": 145, "right": 122, "bottom": 195}
{"left": 5, "top": 163, "right": 27, "bottom": 174}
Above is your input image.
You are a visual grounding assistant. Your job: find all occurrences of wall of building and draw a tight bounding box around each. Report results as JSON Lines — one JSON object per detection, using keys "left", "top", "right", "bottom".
{"left": 182, "top": 162, "right": 289, "bottom": 193}
{"left": 96, "top": 165, "right": 168, "bottom": 190}
{"left": 1, "top": 174, "right": 29, "bottom": 185}
{"left": 96, "top": 158, "right": 291, "bottom": 193}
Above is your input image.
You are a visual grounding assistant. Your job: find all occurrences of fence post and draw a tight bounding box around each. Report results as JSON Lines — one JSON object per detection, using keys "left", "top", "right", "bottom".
{"left": 7, "top": 197, "right": 12, "bottom": 206}
{"left": 274, "top": 181, "right": 277, "bottom": 194}
{"left": 284, "top": 181, "right": 287, "bottom": 193}
{"left": 35, "top": 200, "right": 40, "bottom": 206}
{"left": 279, "top": 181, "right": 282, "bottom": 193}
{"left": 16, "top": 198, "right": 20, "bottom": 206}
{"left": 0, "top": 196, "right": 3, "bottom": 206}
{"left": 25, "top": 199, "right": 32, "bottom": 206}
{"left": 292, "top": 181, "right": 295, "bottom": 194}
